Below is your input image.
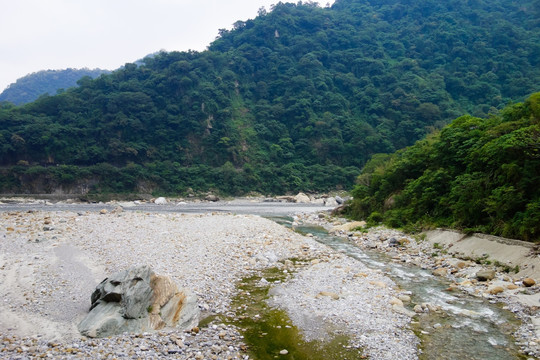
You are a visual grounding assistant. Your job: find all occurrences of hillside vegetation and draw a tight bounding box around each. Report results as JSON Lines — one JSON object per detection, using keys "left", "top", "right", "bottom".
{"left": 348, "top": 93, "right": 540, "bottom": 242}
{"left": 0, "top": 0, "right": 539, "bottom": 195}
{"left": 0, "top": 68, "right": 110, "bottom": 105}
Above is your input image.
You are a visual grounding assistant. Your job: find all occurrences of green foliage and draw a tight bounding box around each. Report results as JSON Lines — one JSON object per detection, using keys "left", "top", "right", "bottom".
{"left": 0, "top": 68, "right": 110, "bottom": 105}
{"left": 0, "top": 0, "right": 539, "bottom": 195}
{"left": 348, "top": 93, "right": 540, "bottom": 242}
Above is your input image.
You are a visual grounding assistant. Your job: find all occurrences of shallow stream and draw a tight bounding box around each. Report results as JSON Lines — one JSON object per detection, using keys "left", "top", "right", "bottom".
{"left": 284, "top": 219, "right": 525, "bottom": 360}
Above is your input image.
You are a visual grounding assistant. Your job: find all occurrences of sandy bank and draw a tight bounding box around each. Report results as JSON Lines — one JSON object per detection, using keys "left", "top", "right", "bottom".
{"left": 424, "top": 229, "right": 540, "bottom": 280}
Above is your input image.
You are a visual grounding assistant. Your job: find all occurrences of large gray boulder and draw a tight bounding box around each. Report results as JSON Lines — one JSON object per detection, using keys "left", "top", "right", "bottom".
{"left": 78, "top": 265, "right": 199, "bottom": 338}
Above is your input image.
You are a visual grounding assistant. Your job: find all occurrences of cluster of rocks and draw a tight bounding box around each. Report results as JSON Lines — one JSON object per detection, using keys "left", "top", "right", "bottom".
{"left": 298, "top": 212, "right": 540, "bottom": 359}
{"left": 268, "top": 255, "right": 419, "bottom": 360}
{"left": 271, "top": 192, "right": 346, "bottom": 207}
{"left": 0, "top": 325, "right": 248, "bottom": 359}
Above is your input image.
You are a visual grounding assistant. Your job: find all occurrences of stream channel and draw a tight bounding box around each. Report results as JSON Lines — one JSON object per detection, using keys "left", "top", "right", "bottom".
{"left": 243, "top": 216, "right": 524, "bottom": 360}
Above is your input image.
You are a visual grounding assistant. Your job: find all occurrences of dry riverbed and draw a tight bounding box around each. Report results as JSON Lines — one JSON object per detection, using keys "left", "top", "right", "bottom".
{"left": 0, "top": 208, "right": 418, "bottom": 359}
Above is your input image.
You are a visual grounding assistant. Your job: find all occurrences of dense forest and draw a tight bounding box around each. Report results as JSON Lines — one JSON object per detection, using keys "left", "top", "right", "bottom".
{"left": 0, "top": 68, "right": 110, "bottom": 105}
{"left": 0, "top": 0, "right": 539, "bottom": 195}
{"left": 348, "top": 93, "right": 540, "bottom": 241}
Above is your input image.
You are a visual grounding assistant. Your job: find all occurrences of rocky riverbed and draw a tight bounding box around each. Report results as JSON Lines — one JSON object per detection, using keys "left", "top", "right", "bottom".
{"left": 0, "top": 208, "right": 418, "bottom": 359}
{"left": 294, "top": 212, "right": 540, "bottom": 359}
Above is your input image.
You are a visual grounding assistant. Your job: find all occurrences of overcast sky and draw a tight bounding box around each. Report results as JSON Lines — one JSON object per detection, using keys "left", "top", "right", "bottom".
{"left": 0, "top": 0, "right": 335, "bottom": 92}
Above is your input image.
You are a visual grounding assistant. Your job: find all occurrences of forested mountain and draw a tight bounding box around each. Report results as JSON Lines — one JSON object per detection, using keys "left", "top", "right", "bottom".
{"left": 348, "top": 92, "right": 540, "bottom": 241}
{"left": 0, "top": 0, "right": 539, "bottom": 195}
{"left": 0, "top": 68, "right": 110, "bottom": 105}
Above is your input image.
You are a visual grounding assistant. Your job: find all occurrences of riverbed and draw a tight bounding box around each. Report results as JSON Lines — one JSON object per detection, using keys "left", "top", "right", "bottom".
{"left": 0, "top": 200, "right": 537, "bottom": 359}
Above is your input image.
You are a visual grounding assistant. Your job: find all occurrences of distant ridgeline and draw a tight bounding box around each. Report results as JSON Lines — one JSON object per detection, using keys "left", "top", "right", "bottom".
{"left": 0, "top": 68, "right": 110, "bottom": 105}
{"left": 0, "top": 0, "right": 539, "bottom": 196}
{"left": 348, "top": 93, "right": 540, "bottom": 242}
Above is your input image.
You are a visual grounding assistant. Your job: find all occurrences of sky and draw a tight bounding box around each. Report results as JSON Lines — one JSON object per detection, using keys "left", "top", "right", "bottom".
{"left": 0, "top": 0, "right": 334, "bottom": 92}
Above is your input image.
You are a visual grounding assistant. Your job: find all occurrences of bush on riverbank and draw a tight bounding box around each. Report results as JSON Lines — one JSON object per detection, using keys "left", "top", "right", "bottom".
{"left": 348, "top": 92, "right": 540, "bottom": 242}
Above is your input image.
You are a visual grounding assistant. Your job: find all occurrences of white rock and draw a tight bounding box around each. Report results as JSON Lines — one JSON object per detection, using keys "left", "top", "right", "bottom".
{"left": 294, "top": 192, "right": 311, "bottom": 203}
{"left": 154, "top": 197, "right": 168, "bottom": 205}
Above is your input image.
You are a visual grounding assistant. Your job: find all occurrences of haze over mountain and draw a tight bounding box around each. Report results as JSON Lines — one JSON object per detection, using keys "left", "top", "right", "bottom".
{"left": 0, "top": 0, "right": 538, "bottom": 196}
{"left": 0, "top": 68, "right": 111, "bottom": 105}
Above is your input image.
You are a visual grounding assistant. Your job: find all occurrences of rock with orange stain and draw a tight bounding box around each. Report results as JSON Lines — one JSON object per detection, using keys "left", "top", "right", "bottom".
{"left": 78, "top": 265, "right": 198, "bottom": 338}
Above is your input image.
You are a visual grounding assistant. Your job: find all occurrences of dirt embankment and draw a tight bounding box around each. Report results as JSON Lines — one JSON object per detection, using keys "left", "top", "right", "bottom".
{"left": 424, "top": 229, "right": 540, "bottom": 280}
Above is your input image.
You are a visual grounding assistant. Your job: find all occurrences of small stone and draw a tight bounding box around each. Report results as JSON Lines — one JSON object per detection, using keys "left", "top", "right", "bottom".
{"left": 99, "top": 209, "right": 108, "bottom": 215}
{"left": 523, "top": 278, "right": 536, "bottom": 287}
{"left": 432, "top": 268, "right": 448, "bottom": 277}
{"left": 398, "top": 295, "right": 411, "bottom": 303}
{"left": 488, "top": 286, "right": 505, "bottom": 295}
{"left": 317, "top": 291, "right": 339, "bottom": 300}
{"left": 389, "top": 297, "right": 404, "bottom": 307}
{"left": 413, "top": 305, "right": 423, "bottom": 313}
{"left": 507, "top": 284, "right": 519, "bottom": 290}
{"left": 369, "top": 281, "right": 386, "bottom": 288}
{"left": 280, "top": 349, "right": 289, "bottom": 355}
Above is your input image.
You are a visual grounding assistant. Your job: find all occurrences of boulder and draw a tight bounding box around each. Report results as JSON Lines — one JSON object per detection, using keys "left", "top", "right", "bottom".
{"left": 154, "top": 197, "right": 168, "bottom": 205}
{"left": 78, "top": 265, "right": 199, "bottom": 338}
{"left": 388, "top": 238, "right": 399, "bottom": 247}
{"left": 476, "top": 269, "right": 496, "bottom": 281}
{"left": 335, "top": 195, "right": 344, "bottom": 204}
{"left": 325, "top": 197, "right": 338, "bottom": 207}
{"left": 294, "top": 192, "right": 311, "bottom": 203}
{"left": 205, "top": 194, "right": 219, "bottom": 202}
{"left": 523, "top": 278, "right": 536, "bottom": 287}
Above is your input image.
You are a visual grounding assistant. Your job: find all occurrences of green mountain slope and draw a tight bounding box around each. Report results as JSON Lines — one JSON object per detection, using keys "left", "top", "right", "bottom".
{"left": 348, "top": 92, "right": 540, "bottom": 241}
{"left": 0, "top": 0, "right": 539, "bottom": 195}
{"left": 0, "top": 68, "right": 110, "bottom": 105}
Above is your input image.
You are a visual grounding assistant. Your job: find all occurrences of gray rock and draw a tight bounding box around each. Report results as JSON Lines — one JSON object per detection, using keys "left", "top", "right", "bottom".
{"left": 78, "top": 265, "right": 199, "bottom": 338}
{"left": 205, "top": 194, "right": 219, "bottom": 202}
{"left": 335, "top": 196, "right": 344, "bottom": 204}
{"left": 325, "top": 197, "right": 338, "bottom": 207}
{"left": 476, "top": 269, "right": 496, "bottom": 281}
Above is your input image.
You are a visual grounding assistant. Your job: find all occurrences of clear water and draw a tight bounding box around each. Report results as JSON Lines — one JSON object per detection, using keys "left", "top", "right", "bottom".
{"left": 271, "top": 217, "right": 524, "bottom": 360}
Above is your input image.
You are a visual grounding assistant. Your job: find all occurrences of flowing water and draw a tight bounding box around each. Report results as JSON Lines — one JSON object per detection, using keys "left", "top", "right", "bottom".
{"left": 270, "top": 217, "right": 525, "bottom": 360}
